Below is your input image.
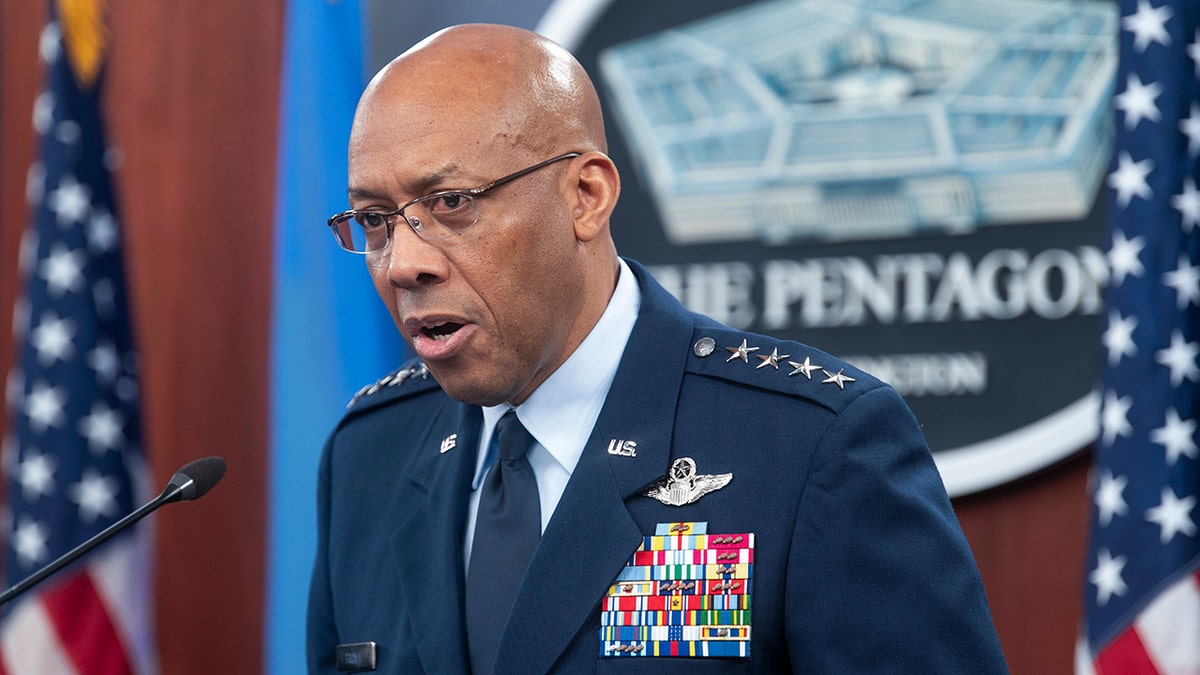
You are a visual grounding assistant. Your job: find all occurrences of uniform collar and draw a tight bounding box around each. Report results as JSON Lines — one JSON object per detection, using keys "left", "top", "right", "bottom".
{"left": 472, "top": 258, "right": 641, "bottom": 486}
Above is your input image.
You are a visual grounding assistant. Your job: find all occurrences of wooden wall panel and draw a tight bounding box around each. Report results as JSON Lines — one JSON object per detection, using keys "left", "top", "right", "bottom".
{"left": 0, "top": 4, "right": 43, "bottom": 369}
{"left": 103, "top": 1, "right": 282, "bottom": 672}
{"left": 955, "top": 453, "right": 1092, "bottom": 674}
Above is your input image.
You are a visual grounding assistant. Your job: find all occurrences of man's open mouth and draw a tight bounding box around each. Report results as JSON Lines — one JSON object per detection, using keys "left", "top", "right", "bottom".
{"left": 422, "top": 321, "right": 464, "bottom": 341}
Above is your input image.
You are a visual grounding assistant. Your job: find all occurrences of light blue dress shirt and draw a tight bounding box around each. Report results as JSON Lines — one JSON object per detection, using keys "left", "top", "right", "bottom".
{"left": 464, "top": 259, "right": 641, "bottom": 569}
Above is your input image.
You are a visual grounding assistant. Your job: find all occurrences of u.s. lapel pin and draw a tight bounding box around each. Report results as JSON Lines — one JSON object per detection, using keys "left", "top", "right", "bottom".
{"left": 643, "top": 457, "right": 732, "bottom": 506}
{"left": 607, "top": 438, "right": 637, "bottom": 457}
{"left": 439, "top": 434, "right": 457, "bottom": 453}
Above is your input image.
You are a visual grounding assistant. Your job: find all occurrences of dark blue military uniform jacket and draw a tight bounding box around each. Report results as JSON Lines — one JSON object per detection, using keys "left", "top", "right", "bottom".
{"left": 307, "top": 259, "right": 1007, "bottom": 673}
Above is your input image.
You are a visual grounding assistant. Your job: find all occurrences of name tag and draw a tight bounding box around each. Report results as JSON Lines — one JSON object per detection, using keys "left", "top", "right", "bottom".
{"left": 336, "top": 642, "right": 377, "bottom": 672}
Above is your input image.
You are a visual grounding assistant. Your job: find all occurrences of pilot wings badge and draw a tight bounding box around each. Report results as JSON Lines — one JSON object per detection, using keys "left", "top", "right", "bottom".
{"left": 643, "top": 457, "right": 732, "bottom": 506}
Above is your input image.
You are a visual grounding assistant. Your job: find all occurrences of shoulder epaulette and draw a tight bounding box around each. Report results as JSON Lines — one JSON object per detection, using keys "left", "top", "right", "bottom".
{"left": 684, "top": 326, "right": 879, "bottom": 410}
{"left": 345, "top": 360, "right": 439, "bottom": 410}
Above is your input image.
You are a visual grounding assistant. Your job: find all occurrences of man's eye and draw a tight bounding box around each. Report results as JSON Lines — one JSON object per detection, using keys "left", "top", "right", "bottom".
{"left": 354, "top": 212, "right": 389, "bottom": 229}
{"left": 430, "top": 193, "right": 470, "bottom": 214}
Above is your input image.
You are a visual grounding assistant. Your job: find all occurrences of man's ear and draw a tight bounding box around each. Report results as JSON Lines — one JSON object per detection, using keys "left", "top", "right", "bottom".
{"left": 571, "top": 152, "right": 621, "bottom": 242}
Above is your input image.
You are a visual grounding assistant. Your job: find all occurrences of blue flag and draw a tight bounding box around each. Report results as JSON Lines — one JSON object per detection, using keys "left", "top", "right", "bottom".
{"left": 268, "top": 1, "right": 400, "bottom": 672}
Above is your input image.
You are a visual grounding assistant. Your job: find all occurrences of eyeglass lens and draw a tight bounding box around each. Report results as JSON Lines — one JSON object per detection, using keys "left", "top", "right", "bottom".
{"left": 334, "top": 193, "right": 481, "bottom": 253}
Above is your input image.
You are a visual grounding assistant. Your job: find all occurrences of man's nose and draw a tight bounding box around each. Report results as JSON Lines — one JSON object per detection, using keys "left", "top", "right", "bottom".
{"left": 381, "top": 224, "right": 450, "bottom": 289}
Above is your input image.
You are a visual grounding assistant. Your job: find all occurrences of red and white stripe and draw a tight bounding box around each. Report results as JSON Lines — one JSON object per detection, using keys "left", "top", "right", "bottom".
{"left": 0, "top": 537, "right": 158, "bottom": 675}
{"left": 1078, "top": 568, "right": 1200, "bottom": 675}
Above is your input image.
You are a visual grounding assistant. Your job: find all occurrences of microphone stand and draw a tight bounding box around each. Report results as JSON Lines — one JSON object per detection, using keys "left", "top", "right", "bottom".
{"left": 0, "top": 473, "right": 195, "bottom": 607}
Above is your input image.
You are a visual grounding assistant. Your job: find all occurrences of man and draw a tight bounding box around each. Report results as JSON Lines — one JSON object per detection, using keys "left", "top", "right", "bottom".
{"left": 307, "top": 23, "right": 1006, "bottom": 674}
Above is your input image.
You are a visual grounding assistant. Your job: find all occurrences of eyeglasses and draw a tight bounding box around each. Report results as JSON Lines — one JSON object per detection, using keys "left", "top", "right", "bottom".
{"left": 327, "top": 152, "right": 582, "bottom": 254}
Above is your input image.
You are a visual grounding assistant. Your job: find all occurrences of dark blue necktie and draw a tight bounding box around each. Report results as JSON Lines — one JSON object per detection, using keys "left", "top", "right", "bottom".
{"left": 466, "top": 410, "right": 540, "bottom": 674}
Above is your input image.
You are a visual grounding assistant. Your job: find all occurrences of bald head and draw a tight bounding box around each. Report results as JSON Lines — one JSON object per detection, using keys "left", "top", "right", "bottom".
{"left": 357, "top": 24, "right": 607, "bottom": 159}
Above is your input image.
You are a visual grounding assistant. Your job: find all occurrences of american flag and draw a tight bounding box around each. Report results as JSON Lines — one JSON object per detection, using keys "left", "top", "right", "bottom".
{"left": 1080, "top": 0, "right": 1200, "bottom": 672}
{"left": 0, "top": 2, "right": 157, "bottom": 673}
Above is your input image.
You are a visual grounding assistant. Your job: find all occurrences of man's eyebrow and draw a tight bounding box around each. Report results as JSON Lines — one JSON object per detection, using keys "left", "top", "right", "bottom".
{"left": 346, "top": 165, "right": 468, "bottom": 203}
{"left": 347, "top": 186, "right": 390, "bottom": 202}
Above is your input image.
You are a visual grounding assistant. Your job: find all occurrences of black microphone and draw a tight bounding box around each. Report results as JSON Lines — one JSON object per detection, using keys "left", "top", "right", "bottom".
{"left": 0, "top": 456, "right": 227, "bottom": 607}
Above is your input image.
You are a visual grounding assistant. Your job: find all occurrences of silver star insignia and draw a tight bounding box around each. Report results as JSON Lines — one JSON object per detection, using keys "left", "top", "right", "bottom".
{"left": 756, "top": 348, "right": 789, "bottom": 370}
{"left": 725, "top": 339, "right": 759, "bottom": 363}
{"left": 787, "top": 356, "right": 821, "bottom": 379}
{"left": 822, "top": 369, "right": 856, "bottom": 389}
{"left": 643, "top": 457, "right": 733, "bottom": 506}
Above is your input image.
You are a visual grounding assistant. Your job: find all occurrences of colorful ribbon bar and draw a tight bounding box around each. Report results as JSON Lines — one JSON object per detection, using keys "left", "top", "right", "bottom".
{"left": 615, "top": 563, "right": 753, "bottom": 582}
{"left": 638, "top": 532, "right": 754, "bottom": 552}
{"left": 654, "top": 522, "right": 708, "bottom": 536}
{"left": 601, "top": 610, "right": 752, "bottom": 627}
{"left": 602, "top": 625, "right": 751, "bottom": 642}
{"left": 602, "top": 640, "right": 750, "bottom": 658}
{"left": 631, "top": 548, "right": 754, "bottom": 566}
{"left": 601, "top": 522, "right": 753, "bottom": 658}
{"left": 604, "top": 593, "right": 751, "bottom": 612}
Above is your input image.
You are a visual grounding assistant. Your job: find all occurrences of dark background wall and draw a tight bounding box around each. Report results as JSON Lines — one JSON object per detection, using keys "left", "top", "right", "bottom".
{"left": 0, "top": 2, "right": 1090, "bottom": 672}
